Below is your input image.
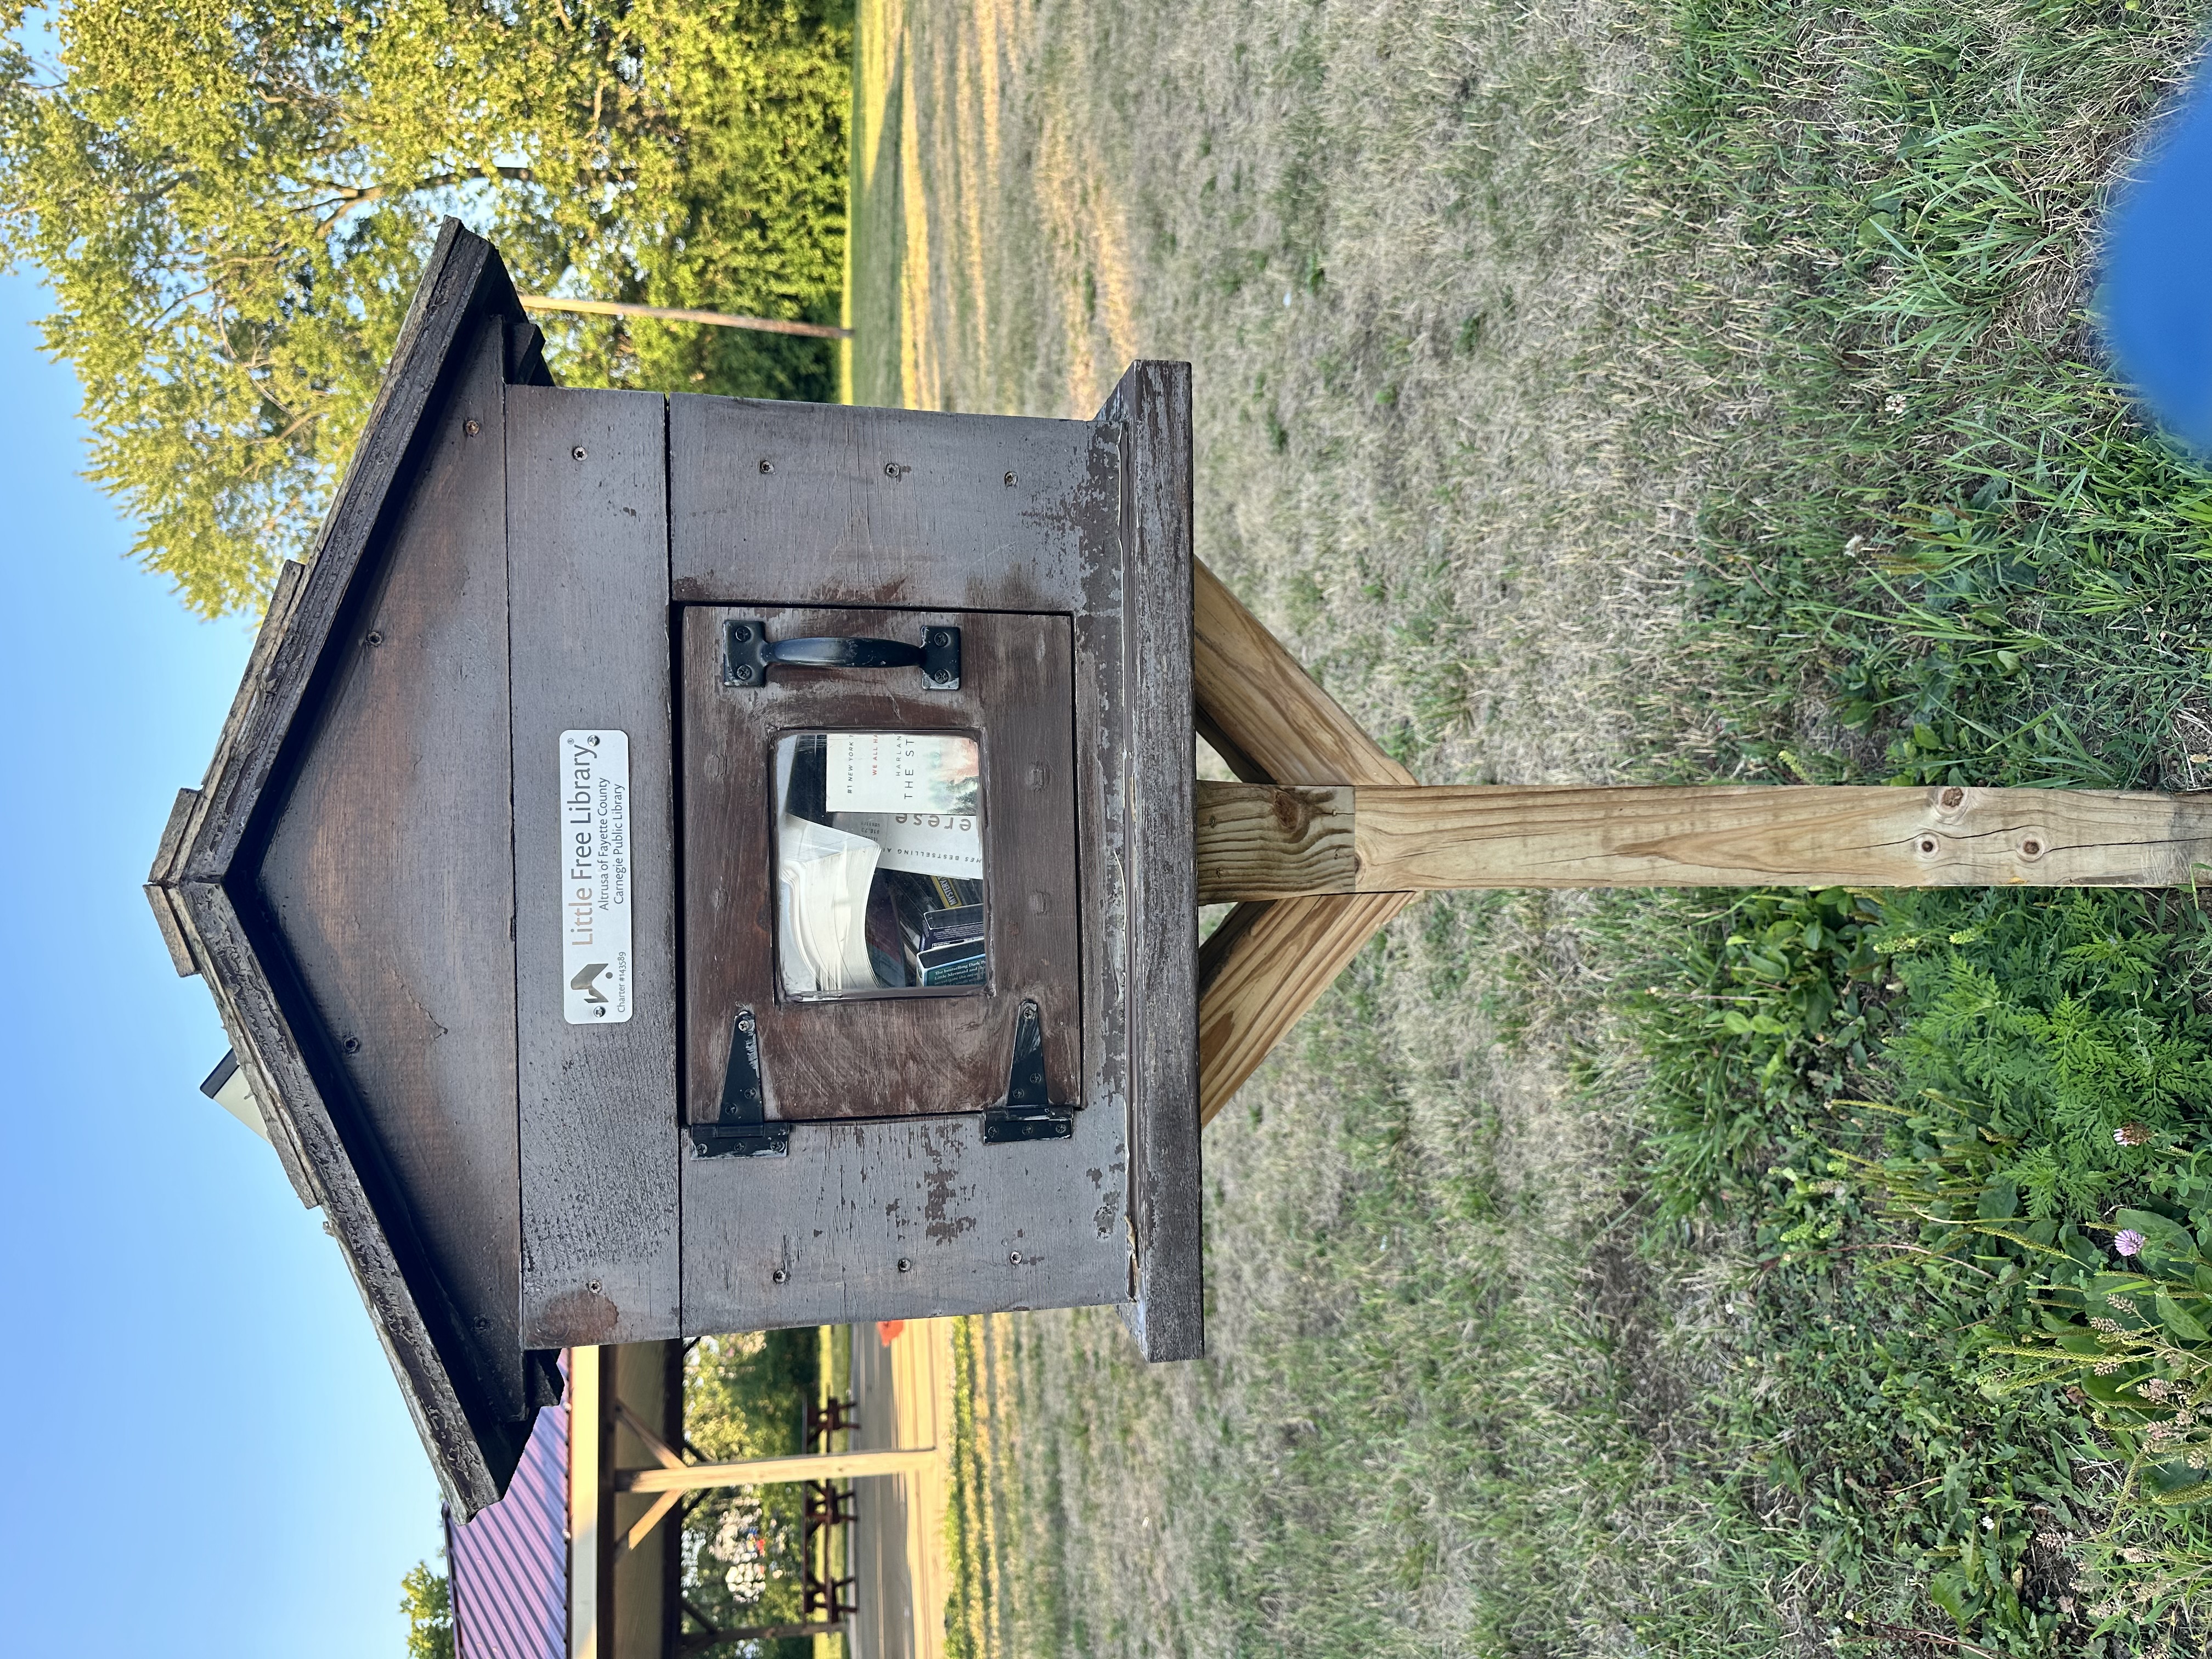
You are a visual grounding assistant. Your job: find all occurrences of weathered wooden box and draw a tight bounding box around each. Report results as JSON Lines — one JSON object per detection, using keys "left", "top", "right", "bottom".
{"left": 145, "top": 221, "right": 1201, "bottom": 1513}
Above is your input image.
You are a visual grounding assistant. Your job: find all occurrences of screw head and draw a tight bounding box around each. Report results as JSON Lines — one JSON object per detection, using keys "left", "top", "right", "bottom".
{"left": 464, "top": 419, "right": 482, "bottom": 437}
{"left": 932, "top": 630, "right": 952, "bottom": 647}
{"left": 585, "top": 1278, "right": 602, "bottom": 1294}
{"left": 896, "top": 1257, "right": 913, "bottom": 1273}
{"left": 1008, "top": 1251, "right": 1023, "bottom": 1265}
{"left": 342, "top": 1036, "right": 361, "bottom": 1054}
{"left": 732, "top": 664, "right": 755, "bottom": 683}
{"left": 771, "top": 1267, "right": 789, "bottom": 1284}
{"left": 365, "top": 630, "right": 384, "bottom": 647}
{"left": 732, "top": 625, "right": 752, "bottom": 642}
{"left": 759, "top": 459, "right": 774, "bottom": 474}
{"left": 1004, "top": 471, "right": 1017, "bottom": 487}
{"left": 571, "top": 445, "right": 588, "bottom": 461}
{"left": 737, "top": 1012, "right": 755, "bottom": 1033}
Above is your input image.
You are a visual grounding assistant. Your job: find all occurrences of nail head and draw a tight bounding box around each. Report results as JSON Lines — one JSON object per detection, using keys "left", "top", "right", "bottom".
{"left": 771, "top": 1267, "right": 789, "bottom": 1284}
{"left": 571, "top": 445, "right": 588, "bottom": 460}
{"left": 897, "top": 1257, "right": 913, "bottom": 1273}
{"left": 464, "top": 419, "right": 482, "bottom": 437}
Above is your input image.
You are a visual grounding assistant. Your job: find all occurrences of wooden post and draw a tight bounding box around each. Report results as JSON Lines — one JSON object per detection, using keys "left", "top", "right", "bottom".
{"left": 567, "top": 1346, "right": 612, "bottom": 1659}
{"left": 1195, "top": 782, "right": 2212, "bottom": 898}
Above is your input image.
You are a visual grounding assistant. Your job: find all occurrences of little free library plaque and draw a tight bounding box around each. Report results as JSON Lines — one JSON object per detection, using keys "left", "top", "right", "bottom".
{"left": 144, "top": 221, "right": 1201, "bottom": 1514}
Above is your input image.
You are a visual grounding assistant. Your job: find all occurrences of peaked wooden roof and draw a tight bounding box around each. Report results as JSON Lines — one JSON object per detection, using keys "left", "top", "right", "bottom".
{"left": 146, "top": 220, "right": 557, "bottom": 1515}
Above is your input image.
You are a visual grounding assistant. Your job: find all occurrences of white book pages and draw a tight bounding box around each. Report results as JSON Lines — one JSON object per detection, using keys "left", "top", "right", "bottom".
{"left": 776, "top": 815, "right": 881, "bottom": 995}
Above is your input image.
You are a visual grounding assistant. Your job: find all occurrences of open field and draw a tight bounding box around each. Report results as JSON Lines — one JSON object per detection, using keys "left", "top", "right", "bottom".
{"left": 849, "top": 0, "right": 2212, "bottom": 1653}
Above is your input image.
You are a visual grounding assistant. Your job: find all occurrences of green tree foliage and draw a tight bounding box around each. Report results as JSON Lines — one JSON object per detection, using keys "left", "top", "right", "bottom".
{"left": 0, "top": 0, "right": 848, "bottom": 614}
{"left": 399, "top": 1556, "right": 454, "bottom": 1659}
{"left": 681, "top": 1330, "right": 817, "bottom": 1650}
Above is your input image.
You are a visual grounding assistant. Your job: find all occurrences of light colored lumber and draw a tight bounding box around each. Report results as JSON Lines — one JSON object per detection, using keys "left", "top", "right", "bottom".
{"left": 618, "top": 1488, "right": 683, "bottom": 1558}
{"left": 613, "top": 1446, "right": 938, "bottom": 1493}
{"left": 1198, "top": 891, "right": 1415, "bottom": 1126}
{"left": 517, "top": 294, "right": 853, "bottom": 340}
{"left": 1190, "top": 560, "right": 1419, "bottom": 1124}
{"left": 1195, "top": 781, "right": 2212, "bottom": 896}
{"left": 1192, "top": 560, "right": 1416, "bottom": 788}
{"left": 613, "top": 1398, "right": 687, "bottom": 1471}
{"left": 1195, "top": 786, "right": 1355, "bottom": 902}
{"left": 567, "top": 1347, "right": 605, "bottom": 1659}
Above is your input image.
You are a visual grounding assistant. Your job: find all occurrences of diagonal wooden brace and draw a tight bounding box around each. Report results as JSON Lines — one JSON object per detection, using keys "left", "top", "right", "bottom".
{"left": 1192, "top": 561, "right": 1417, "bottom": 1125}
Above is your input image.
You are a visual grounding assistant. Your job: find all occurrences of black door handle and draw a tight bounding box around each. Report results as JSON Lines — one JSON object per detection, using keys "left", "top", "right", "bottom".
{"left": 724, "top": 619, "right": 960, "bottom": 690}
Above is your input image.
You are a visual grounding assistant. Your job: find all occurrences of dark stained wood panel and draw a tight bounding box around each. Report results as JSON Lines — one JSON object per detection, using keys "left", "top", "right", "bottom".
{"left": 678, "top": 606, "right": 1081, "bottom": 1122}
{"left": 1097, "top": 362, "right": 1203, "bottom": 1363}
{"left": 255, "top": 315, "right": 527, "bottom": 1419}
{"left": 667, "top": 395, "right": 1098, "bottom": 611}
{"left": 679, "top": 1109, "right": 1132, "bottom": 1335}
{"left": 506, "top": 384, "right": 683, "bottom": 1348}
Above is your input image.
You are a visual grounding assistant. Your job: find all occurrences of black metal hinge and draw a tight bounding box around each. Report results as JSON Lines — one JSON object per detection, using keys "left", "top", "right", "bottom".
{"left": 690, "top": 1008, "right": 791, "bottom": 1159}
{"left": 982, "top": 999, "right": 1075, "bottom": 1143}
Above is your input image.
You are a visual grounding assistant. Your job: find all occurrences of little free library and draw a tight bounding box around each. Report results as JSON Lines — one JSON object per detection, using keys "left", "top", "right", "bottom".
{"left": 149, "top": 222, "right": 2212, "bottom": 1520}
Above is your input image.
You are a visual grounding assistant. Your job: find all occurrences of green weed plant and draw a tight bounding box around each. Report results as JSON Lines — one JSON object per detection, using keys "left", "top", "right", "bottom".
{"left": 1623, "top": 884, "right": 2212, "bottom": 1646}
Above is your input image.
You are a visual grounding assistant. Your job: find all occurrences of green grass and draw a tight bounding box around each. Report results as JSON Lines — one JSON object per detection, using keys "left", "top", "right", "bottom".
{"left": 855, "top": 0, "right": 2212, "bottom": 1648}
{"left": 1589, "top": 0, "right": 2212, "bottom": 1643}
{"left": 1625, "top": 0, "right": 2212, "bottom": 797}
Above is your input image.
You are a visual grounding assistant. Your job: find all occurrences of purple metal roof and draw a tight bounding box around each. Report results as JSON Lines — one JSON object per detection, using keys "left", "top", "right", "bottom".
{"left": 449, "top": 1396, "right": 568, "bottom": 1659}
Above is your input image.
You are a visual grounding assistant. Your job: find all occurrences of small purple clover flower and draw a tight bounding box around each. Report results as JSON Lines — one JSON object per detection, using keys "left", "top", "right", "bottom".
{"left": 2114, "top": 1228, "right": 2149, "bottom": 1259}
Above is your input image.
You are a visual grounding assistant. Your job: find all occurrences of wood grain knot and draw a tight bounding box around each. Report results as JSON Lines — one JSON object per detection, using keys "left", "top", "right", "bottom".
{"left": 1271, "top": 789, "right": 1319, "bottom": 836}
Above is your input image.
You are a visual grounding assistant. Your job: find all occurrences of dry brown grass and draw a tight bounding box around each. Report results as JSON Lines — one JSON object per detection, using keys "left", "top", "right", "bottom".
{"left": 848, "top": 0, "right": 1712, "bottom": 791}
{"left": 845, "top": 5, "right": 1762, "bottom": 1654}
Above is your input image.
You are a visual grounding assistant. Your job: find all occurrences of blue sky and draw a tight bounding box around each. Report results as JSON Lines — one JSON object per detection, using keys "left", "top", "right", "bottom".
{"left": 0, "top": 267, "right": 439, "bottom": 1655}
